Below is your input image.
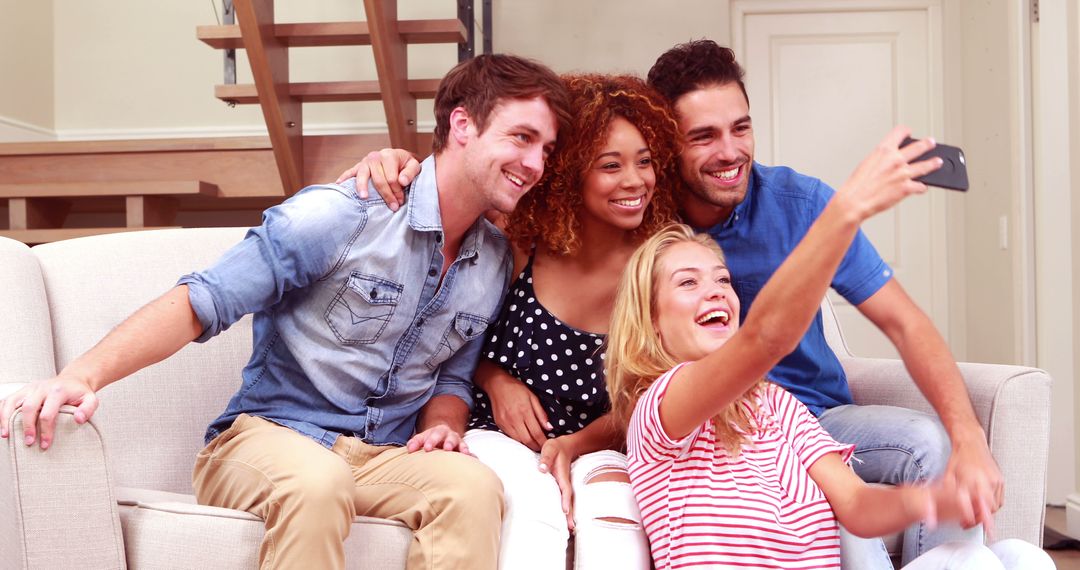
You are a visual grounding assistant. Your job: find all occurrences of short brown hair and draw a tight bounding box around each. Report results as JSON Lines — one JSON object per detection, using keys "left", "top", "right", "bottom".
{"left": 432, "top": 54, "right": 571, "bottom": 153}
{"left": 647, "top": 40, "right": 749, "bottom": 107}
{"left": 506, "top": 74, "right": 681, "bottom": 255}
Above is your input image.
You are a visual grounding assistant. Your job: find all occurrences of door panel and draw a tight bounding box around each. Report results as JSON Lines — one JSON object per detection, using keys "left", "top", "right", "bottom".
{"left": 733, "top": 1, "right": 947, "bottom": 359}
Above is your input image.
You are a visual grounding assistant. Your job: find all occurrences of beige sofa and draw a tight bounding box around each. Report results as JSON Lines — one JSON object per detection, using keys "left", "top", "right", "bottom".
{"left": 0, "top": 228, "right": 1051, "bottom": 569}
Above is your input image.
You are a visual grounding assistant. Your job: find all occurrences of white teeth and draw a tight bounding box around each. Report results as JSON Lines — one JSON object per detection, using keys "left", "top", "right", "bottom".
{"left": 505, "top": 171, "right": 524, "bottom": 186}
{"left": 711, "top": 166, "right": 739, "bottom": 181}
{"left": 696, "top": 310, "right": 730, "bottom": 326}
{"left": 612, "top": 196, "right": 643, "bottom": 207}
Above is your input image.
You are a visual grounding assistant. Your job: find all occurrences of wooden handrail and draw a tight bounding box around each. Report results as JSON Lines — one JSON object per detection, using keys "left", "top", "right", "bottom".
{"left": 0, "top": 227, "right": 181, "bottom": 245}
{"left": 0, "top": 181, "right": 219, "bottom": 198}
{"left": 0, "top": 137, "right": 271, "bottom": 157}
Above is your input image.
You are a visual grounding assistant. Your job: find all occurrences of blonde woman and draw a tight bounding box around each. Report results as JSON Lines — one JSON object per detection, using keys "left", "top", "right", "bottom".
{"left": 604, "top": 128, "right": 1054, "bottom": 570}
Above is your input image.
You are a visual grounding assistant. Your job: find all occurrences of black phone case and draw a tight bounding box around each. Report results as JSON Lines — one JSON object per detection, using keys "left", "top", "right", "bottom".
{"left": 900, "top": 138, "right": 969, "bottom": 191}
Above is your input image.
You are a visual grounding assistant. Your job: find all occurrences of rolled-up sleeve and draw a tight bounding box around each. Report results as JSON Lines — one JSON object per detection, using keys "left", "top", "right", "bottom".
{"left": 178, "top": 185, "right": 364, "bottom": 343}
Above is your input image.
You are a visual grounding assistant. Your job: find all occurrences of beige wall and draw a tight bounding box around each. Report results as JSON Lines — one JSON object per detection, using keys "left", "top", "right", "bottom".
{"left": 493, "top": 0, "right": 730, "bottom": 75}
{"left": 1070, "top": 0, "right": 1080, "bottom": 505}
{"left": 957, "top": 1, "right": 1024, "bottom": 365}
{"left": 49, "top": 0, "right": 456, "bottom": 139}
{"left": 1033, "top": 0, "right": 1078, "bottom": 505}
{"left": 40, "top": 0, "right": 732, "bottom": 139}
{"left": 0, "top": 0, "right": 55, "bottom": 139}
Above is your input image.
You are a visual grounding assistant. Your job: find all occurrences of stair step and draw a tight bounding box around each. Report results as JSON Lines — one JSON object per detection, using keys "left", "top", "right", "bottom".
{"left": 197, "top": 19, "right": 466, "bottom": 49}
{"left": 0, "top": 181, "right": 219, "bottom": 198}
{"left": 0, "top": 227, "right": 180, "bottom": 245}
{"left": 215, "top": 80, "right": 440, "bottom": 104}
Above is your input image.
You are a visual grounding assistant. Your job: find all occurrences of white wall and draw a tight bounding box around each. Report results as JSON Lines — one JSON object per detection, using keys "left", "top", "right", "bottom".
{"left": 957, "top": 1, "right": 1027, "bottom": 366}
{"left": 0, "top": 0, "right": 55, "bottom": 140}
{"left": 48, "top": 0, "right": 456, "bottom": 140}
{"left": 493, "top": 0, "right": 730, "bottom": 75}
{"left": 1033, "top": 0, "right": 1078, "bottom": 506}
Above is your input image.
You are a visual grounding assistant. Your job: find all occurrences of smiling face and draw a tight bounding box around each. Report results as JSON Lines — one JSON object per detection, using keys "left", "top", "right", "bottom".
{"left": 673, "top": 82, "right": 755, "bottom": 226}
{"left": 462, "top": 96, "right": 559, "bottom": 215}
{"left": 652, "top": 240, "right": 741, "bottom": 362}
{"left": 580, "top": 116, "right": 657, "bottom": 232}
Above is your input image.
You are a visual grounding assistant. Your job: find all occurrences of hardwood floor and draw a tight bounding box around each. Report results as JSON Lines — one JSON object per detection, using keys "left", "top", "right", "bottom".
{"left": 1045, "top": 506, "right": 1080, "bottom": 569}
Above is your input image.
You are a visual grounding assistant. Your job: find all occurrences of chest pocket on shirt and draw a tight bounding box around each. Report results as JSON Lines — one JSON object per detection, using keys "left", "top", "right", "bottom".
{"left": 425, "top": 312, "right": 490, "bottom": 370}
{"left": 325, "top": 272, "right": 403, "bottom": 345}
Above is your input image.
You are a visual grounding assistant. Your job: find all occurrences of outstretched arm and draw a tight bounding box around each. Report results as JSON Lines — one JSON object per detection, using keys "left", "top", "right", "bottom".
{"left": 811, "top": 451, "right": 977, "bottom": 538}
{"left": 858, "top": 280, "right": 1001, "bottom": 528}
{"left": 658, "top": 127, "right": 942, "bottom": 439}
{"left": 0, "top": 285, "right": 202, "bottom": 449}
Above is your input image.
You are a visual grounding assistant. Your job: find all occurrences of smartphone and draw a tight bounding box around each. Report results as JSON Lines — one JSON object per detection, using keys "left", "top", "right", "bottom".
{"left": 900, "top": 137, "right": 969, "bottom": 191}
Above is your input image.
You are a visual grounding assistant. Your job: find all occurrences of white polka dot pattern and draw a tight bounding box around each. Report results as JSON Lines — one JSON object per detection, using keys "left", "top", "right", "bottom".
{"left": 469, "top": 257, "right": 610, "bottom": 437}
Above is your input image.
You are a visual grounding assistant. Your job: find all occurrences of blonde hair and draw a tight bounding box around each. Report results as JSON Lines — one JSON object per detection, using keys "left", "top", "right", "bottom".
{"left": 605, "top": 223, "right": 762, "bottom": 454}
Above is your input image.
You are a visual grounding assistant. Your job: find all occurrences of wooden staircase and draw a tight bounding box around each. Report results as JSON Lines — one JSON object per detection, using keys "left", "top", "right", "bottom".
{"left": 0, "top": 0, "right": 481, "bottom": 245}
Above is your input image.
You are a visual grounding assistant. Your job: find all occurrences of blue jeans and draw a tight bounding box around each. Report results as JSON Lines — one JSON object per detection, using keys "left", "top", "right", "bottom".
{"left": 818, "top": 405, "right": 983, "bottom": 569}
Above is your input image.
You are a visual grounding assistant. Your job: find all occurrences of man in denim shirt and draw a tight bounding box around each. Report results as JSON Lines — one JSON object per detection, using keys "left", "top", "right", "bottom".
{"left": 646, "top": 40, "right": 1001, "bottom": 568}
{"left": 1, "top": 54, "right": 571, "bottom": 570}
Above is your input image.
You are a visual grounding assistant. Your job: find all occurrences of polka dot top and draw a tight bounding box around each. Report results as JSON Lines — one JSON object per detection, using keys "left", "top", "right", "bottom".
{"left": 468, "top": 255, "right": 611, "bottom": 437}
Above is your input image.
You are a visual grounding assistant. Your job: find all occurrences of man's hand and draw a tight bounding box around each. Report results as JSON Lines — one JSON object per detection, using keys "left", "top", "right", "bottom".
{"left": 406, "top": 423, "right": 471, "bottom": 454}
{"left": 944, "top": 431, "right": 1003, "bottom": 532}
{"left": 538, "top": 436, "right": 577, "bottom": 531}
{"left": 335, "top": 148, "right": 421, "bottom": 212}
{"left": 484, "top": 370, "right": 552, "bottom": 452}
{"left": 0, "top": 374, "right": 99, "bottom": 450}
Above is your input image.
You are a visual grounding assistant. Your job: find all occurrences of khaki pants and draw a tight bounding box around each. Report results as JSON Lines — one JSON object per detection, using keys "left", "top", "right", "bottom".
{"left": 192, "top": 414, "right": 503, "bottom": 570}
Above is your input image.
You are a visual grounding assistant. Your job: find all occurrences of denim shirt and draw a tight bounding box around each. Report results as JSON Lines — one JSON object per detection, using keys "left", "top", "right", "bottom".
{"left": 704, "top": 162, "right": 892, "bottom": 416}
{"left": 178, "top": 155, "right": 512, "bottom": 447}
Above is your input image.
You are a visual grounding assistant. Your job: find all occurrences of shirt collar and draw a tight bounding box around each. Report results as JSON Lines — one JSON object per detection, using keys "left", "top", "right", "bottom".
{"left": 717, "top": 161, "right": 758, "bottom": 231}
{"left": 406, "top": 154, "right": 486, "bottom": 261}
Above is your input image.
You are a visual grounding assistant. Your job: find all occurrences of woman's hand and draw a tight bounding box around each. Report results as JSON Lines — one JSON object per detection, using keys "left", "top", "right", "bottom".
{"left": 335, "top": 148, "right": 421, "bottom": 211}
{"left": 481, "top": 366, "right": 553, "bottom": 452}
{"left": 539, "top": 435, "right": 579, "bottom": 531}
{"left": 834, "top": 126, "right": 943, "bottom": 223}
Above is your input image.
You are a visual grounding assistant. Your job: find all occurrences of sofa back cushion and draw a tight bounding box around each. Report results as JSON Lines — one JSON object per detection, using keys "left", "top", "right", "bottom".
{"left": 33, "top": 228, "right": 251, "bottom": 494}
{"left": 0, "top": 237, "right": 57, "bottom": 385}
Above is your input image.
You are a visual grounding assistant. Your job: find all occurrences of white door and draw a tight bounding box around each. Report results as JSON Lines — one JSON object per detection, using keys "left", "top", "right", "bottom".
{"left": 732, "top": 0, "right": 950, "bottom": 358}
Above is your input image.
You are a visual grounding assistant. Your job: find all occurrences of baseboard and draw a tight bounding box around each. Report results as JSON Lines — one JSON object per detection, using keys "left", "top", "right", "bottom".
{"left": 54, "top": 120, "right": 436, "bottom": 141}
{"left": 1065, "top": 493, "right": 1080, "bottom": 539}
{"left": 0, "top": 115, "right": 56, "bottom": 141}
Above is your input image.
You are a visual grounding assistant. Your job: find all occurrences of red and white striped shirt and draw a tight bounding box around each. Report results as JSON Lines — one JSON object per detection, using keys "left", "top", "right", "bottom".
{"left": 626, "top": 363, "right": 854, "bottom": 569}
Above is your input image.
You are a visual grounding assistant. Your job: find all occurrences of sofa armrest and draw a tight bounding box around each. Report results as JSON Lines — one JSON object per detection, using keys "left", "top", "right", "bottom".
{"left": 1, "top": 407, "right": 126, "bottom": 569}
{"left": 842, "top": 356, "right": 1051, "bottom": 545}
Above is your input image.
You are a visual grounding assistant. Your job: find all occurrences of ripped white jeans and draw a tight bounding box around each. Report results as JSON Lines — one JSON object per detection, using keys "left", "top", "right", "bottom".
{"left": 464, "top": 429, "right": 651, "bottom": 570}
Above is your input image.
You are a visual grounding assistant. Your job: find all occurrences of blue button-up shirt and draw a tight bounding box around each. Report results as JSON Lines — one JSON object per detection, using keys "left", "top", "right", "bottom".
{"left": 704, "top": 162, "right": 893, "bottom": 416}
{"left": 179, "top": 155, "right": 512, "bottom": 447}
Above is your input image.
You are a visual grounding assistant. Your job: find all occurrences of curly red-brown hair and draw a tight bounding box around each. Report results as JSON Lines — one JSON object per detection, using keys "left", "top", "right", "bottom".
{"left": 506, "top": 74, "right": 682, "bottom": 255}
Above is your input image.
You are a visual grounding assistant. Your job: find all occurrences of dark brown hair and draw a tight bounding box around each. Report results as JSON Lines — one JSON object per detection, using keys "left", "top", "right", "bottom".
{"left": 506, "top": 74, "right": 681, "bottom": 254}
{"left": 646, "top": 40, "right": 749, "bottom": 107}
{"left": 432, "top": 54, "right": 571, "bottom": 153}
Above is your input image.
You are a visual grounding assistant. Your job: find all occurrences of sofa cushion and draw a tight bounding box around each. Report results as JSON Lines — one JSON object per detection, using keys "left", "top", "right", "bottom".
{"left": 0, "top": 236, "right": 55, "bottom": 384}
{"left": 32, "top": 228, "right": 253, "bottom": 494}
{"left": 116, "top": 487, "right": 411, "bottom": 568}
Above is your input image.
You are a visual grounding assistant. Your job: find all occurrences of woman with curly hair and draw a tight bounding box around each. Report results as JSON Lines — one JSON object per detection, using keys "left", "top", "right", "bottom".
{"left": 340, "top": 73, "right": 678, "bottom": 569}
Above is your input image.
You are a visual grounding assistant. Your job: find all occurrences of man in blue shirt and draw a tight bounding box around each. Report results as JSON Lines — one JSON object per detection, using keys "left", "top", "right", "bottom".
{"left": 646, "top": 40, "right": 1001, "bottom": 566}
{"left": 1, "top": 54, "right": 571, "bottom": 570}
